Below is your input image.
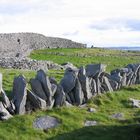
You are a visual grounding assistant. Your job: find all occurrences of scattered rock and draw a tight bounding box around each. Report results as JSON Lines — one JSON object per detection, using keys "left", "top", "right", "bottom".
{"left": 87, "top": 107, "right": 96, "bottom": 113}
{"left": 33, "top": 115, "right": 60, "bottom": 130}
{"left": 111, "top": 113, "right": 124, "bottom": 120}
{"left": 84, "top": 120, "right": 97, "bottom": 126}
{"left": 129, "top": 98, "right": 140, "bottom": 108}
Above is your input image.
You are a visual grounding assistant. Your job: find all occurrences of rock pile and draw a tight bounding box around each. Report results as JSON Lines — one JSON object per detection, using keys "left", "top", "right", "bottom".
{"left": 0, "top": 57, "right": 64, "bottom": 71}
{"left": 0, "top": 63, "right": 140, "bottom": 120}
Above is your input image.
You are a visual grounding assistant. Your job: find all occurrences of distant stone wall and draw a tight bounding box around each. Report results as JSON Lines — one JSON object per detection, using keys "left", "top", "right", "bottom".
{"left": 0, "top": 33, "right": 86, "bottom": 58}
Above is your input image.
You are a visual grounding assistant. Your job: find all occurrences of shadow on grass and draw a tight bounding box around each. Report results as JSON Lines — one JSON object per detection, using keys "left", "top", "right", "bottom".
{"left": 48, "top": 124, "right": 140, "bottom": 140}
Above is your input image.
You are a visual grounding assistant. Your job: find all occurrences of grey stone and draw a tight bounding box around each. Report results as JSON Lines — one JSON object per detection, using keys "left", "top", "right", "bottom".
{"left": 33, "top": 115, "right": 60, "bottom": 130}
{"left": 60, "top": 68, "right": 78, "bottom": 94}
{"left": 36, "top": 70, "right": 53, "bottom": 106}
{"left": 0, "top": 102, "right": 12, "bottom": 120}
{"left": 68, "top": 91, "right": 76, "bottom": 104}
{"left": 89, "top": 78, "right": 97, "bottom": 95}
{"left": 64, "top": 101, "right": 73, "bottom": 107}
{"left": 12, "top": 75, "right": 27, "bottom": 115}
{"left": 87, "top": 108, "right": 96, "bottom": 113}
{"left": 102, "top": 76, "right": 113, "bottom": 92}
{"left": 1, "top": 89, "right": 15, "bottom": 114}
{"left": 61, "top": 62, "right": 77, "bottom": 70}
{"left": 73, "top": 78, "right": 84, "bottom": 105}
{"left": 86, "top": 64, "right": 106, "bottom": 77}
{"left": 129, "top": 98, "right": 140, "bottom": 108}
{"left": 54, "top": 85, "right": 65, "bottom": 107}
{"left": 84, "top": 120, "right": 97, "bottom": 127}
{"left": 27, "top": 89, "right": 47, "bottom": 110}
{"left": 30, "top": 78, "right": 47, "bottom": 101}
{"left": 51, "top": 84, "right": 57, "bottom": 96}
{"left": 111, "top": 113, "right": 124, "bottom": 120}
{"left": 78, "top": 67, "right": 92, "bottom": 100}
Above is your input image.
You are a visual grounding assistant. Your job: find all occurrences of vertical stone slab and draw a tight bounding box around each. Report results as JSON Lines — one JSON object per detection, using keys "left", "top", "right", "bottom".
{"left": 36, "top": 70, "right": 53, "bottom": 106}
{"left": 12, "top": 75, "right": 27, "bottom": 115}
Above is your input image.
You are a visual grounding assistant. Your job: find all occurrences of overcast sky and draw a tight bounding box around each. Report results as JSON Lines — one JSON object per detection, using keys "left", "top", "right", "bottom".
{"left": 0, "top": 0, "right": 140, "bottom": 47}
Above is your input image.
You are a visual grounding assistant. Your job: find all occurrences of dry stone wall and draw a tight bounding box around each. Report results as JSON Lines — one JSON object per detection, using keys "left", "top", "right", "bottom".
{"left": 0, "top": 63, "right": 140, "bottom": 120}
{"left": 0, "top": 33, "right": 86, "bottom": 58}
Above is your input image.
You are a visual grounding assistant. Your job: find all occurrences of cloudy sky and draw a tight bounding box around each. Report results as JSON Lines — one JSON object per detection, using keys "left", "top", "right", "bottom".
{"left": 0, "top": 0, "right": 140, "bottom": 47}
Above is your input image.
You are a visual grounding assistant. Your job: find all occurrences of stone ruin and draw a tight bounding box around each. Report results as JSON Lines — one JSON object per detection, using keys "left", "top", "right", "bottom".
{"left": 0, "top": 33, "right": 86, "bottom": 71}
{"left": 0, "top": 63, "right": 140, "bottom": 120}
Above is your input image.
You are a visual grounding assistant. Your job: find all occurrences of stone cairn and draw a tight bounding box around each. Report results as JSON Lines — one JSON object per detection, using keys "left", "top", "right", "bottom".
{"left": 0, "top": 63, "right": 140, "bottom": 120}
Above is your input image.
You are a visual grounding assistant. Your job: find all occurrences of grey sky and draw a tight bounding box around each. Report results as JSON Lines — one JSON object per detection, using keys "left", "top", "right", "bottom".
{"left": 0, "top": 0, "right": 140, "bottom": 47}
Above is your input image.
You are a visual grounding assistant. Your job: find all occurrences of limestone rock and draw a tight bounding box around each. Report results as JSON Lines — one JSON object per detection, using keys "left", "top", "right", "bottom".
{"left": 84, "top": 120, "right": 97, "bottom": 127}
{"left": 12, "top": 75, "right": 27, "bottom": 115}
{"left": 73, "top": 78, "right": 84, "bottom": 105}
{"left": 86, "top": 64, "right": 106, "bottom": 77}
{"left": 0, "top": 102, "right": 12, "bottom": 120}
{"left": 33, "top": 115, "right": 60, "bottom": 130}
{"left": 53, "top": 84, "right": 67, "bottom": 106}
{"left": 36, "top": 70, "right": 53, "bottom": 106}
{"left": 129, "top": 98, "right": 140, "bottom": 108}
{"left": 78, "top": 67, "right": 92, "bottom": 100}
{"left": 30, "top": 78, "right": 47, "bottom": 101}
{"left": 27, "top": 90, "right": 46, "bottom": 110}
{"left": 60, "top": 68, "right": 78, "bottom": 93}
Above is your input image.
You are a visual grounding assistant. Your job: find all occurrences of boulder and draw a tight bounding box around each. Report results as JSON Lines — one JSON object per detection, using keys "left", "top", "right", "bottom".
{"left": 36, "top": 70, "right": 53, "bottom": 106}
{"left": 129, "top": 98, "right": 140, "bottom": 108}
{"left": 78, "top": 67, "right": 92, "bottom": 100}
{"left": 60, "top": 68, "right": 78, "bottom": 94}
{"left": 89, "top": 78, "right": 97, "bottom": 95}
{"left": 73, "top": 78, "right": 84, "bottom": 105}
{"left": 54, "top": 85, "right": 65, "bottom": 107}
{"left": 84, "top": 120, "right": 97, "bottom": 127}
{"left": 102, "top": 76, "right": 113, "bottom": 92}
{"left": 0, "top": 102, "right": 12, "bottom": 120}
{"left": 27, "top": 89, "right": 47, "bottom": 110}
{"left": 33, "top": 115, "right": 60, "bottom": 130}
{"left": 51, "top": 84, "right": 57, "bottom": 96}
{"left": 1, "top": 89, "right": 15, "bottom": 114}
{"left": 86, "top": 64, "right": 106, "bottom": 77}
{"left": 30, "top": 78, "right": 47, "bottom": 101}
{"left": 12, "top": 75, "right": 27, "bottom": 115}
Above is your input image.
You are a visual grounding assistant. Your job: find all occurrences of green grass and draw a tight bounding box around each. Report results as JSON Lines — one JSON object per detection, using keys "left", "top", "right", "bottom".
{"left": 30, "top": 48, "right": 140, "bottom": 71}
{"left": 0, "top": 48, "right": 140, "bottom": 140}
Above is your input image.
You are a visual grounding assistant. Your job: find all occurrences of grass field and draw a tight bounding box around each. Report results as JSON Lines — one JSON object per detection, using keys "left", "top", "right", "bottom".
{"left": 0, "top": 48, "right": 140, "bottom": 140}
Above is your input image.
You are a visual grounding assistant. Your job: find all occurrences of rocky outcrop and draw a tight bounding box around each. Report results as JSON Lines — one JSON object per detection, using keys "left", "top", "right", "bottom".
{"left": 0, "top": 63, "right": 140, "bottom": 120}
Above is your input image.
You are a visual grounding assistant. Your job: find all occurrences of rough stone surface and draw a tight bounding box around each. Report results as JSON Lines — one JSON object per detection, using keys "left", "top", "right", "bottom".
{"left": 60, "top": 68, "right": 78, "bottom": 94}
{"left": 84, "top": 120, "right": 97, "bottom": 126}
{"left": 54, "top": 85, "right": 65, "bottom": 107}
{"left": 73, "top": 78, "right": 84, "bottom": 105}
{"left": 111, "top": 113, "right": 124, "bottom": 120}
{"left": 12, "top": 75, "right": 27, "bottom": 115}
{"left": 129, "top": 98, "right": 140, "bottom": 108}
{"left": 27, "top": 90, "right": 46, "bottom": 110}
{"left": 87, "top": 108, "right": 96, "bottom": 113}
{"left": 78, "top": 67, "right": 92, "bottom": 100}
{"left": 30, "top": 79, "right": 47, "bottom": 101}
{"left": 86, "top": 64, "right": 106, "bottom": 77}
{"left": 0, "top": 102, "right": 12, "bottom": 120}
{"left": 0, "top": 33, "right": 86, "bottom": 58}
{"left": 33, "top": 115, "right": 60, "bottom": 130}
{"left": 36, "top": 70, "right": 53, "bottom": 106}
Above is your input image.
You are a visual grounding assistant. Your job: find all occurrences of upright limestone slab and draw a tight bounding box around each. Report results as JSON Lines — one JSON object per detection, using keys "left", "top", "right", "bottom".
{"left": 36, "top": 70, "right": 53, "bottom": 106}
{"left": 12, "top": 75, "right": 27, "bottom": 115}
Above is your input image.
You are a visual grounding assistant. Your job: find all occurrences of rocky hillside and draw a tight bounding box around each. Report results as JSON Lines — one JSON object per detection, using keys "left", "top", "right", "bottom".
{"left": 0, "top": 33, "right": 86, "bottom": 58}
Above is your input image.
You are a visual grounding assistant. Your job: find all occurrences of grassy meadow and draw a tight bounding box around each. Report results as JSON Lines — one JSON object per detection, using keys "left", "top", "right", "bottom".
{"left": 0, "top": 48, "right": 140, "bottom": 140}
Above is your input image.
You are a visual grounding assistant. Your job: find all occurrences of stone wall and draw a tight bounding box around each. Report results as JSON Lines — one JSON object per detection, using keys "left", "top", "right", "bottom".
{"left": 0, "top": 63, "right": 140, "bottom": 120}
{"left": 0, "top": 33, "right": 86, "bottom": 58}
